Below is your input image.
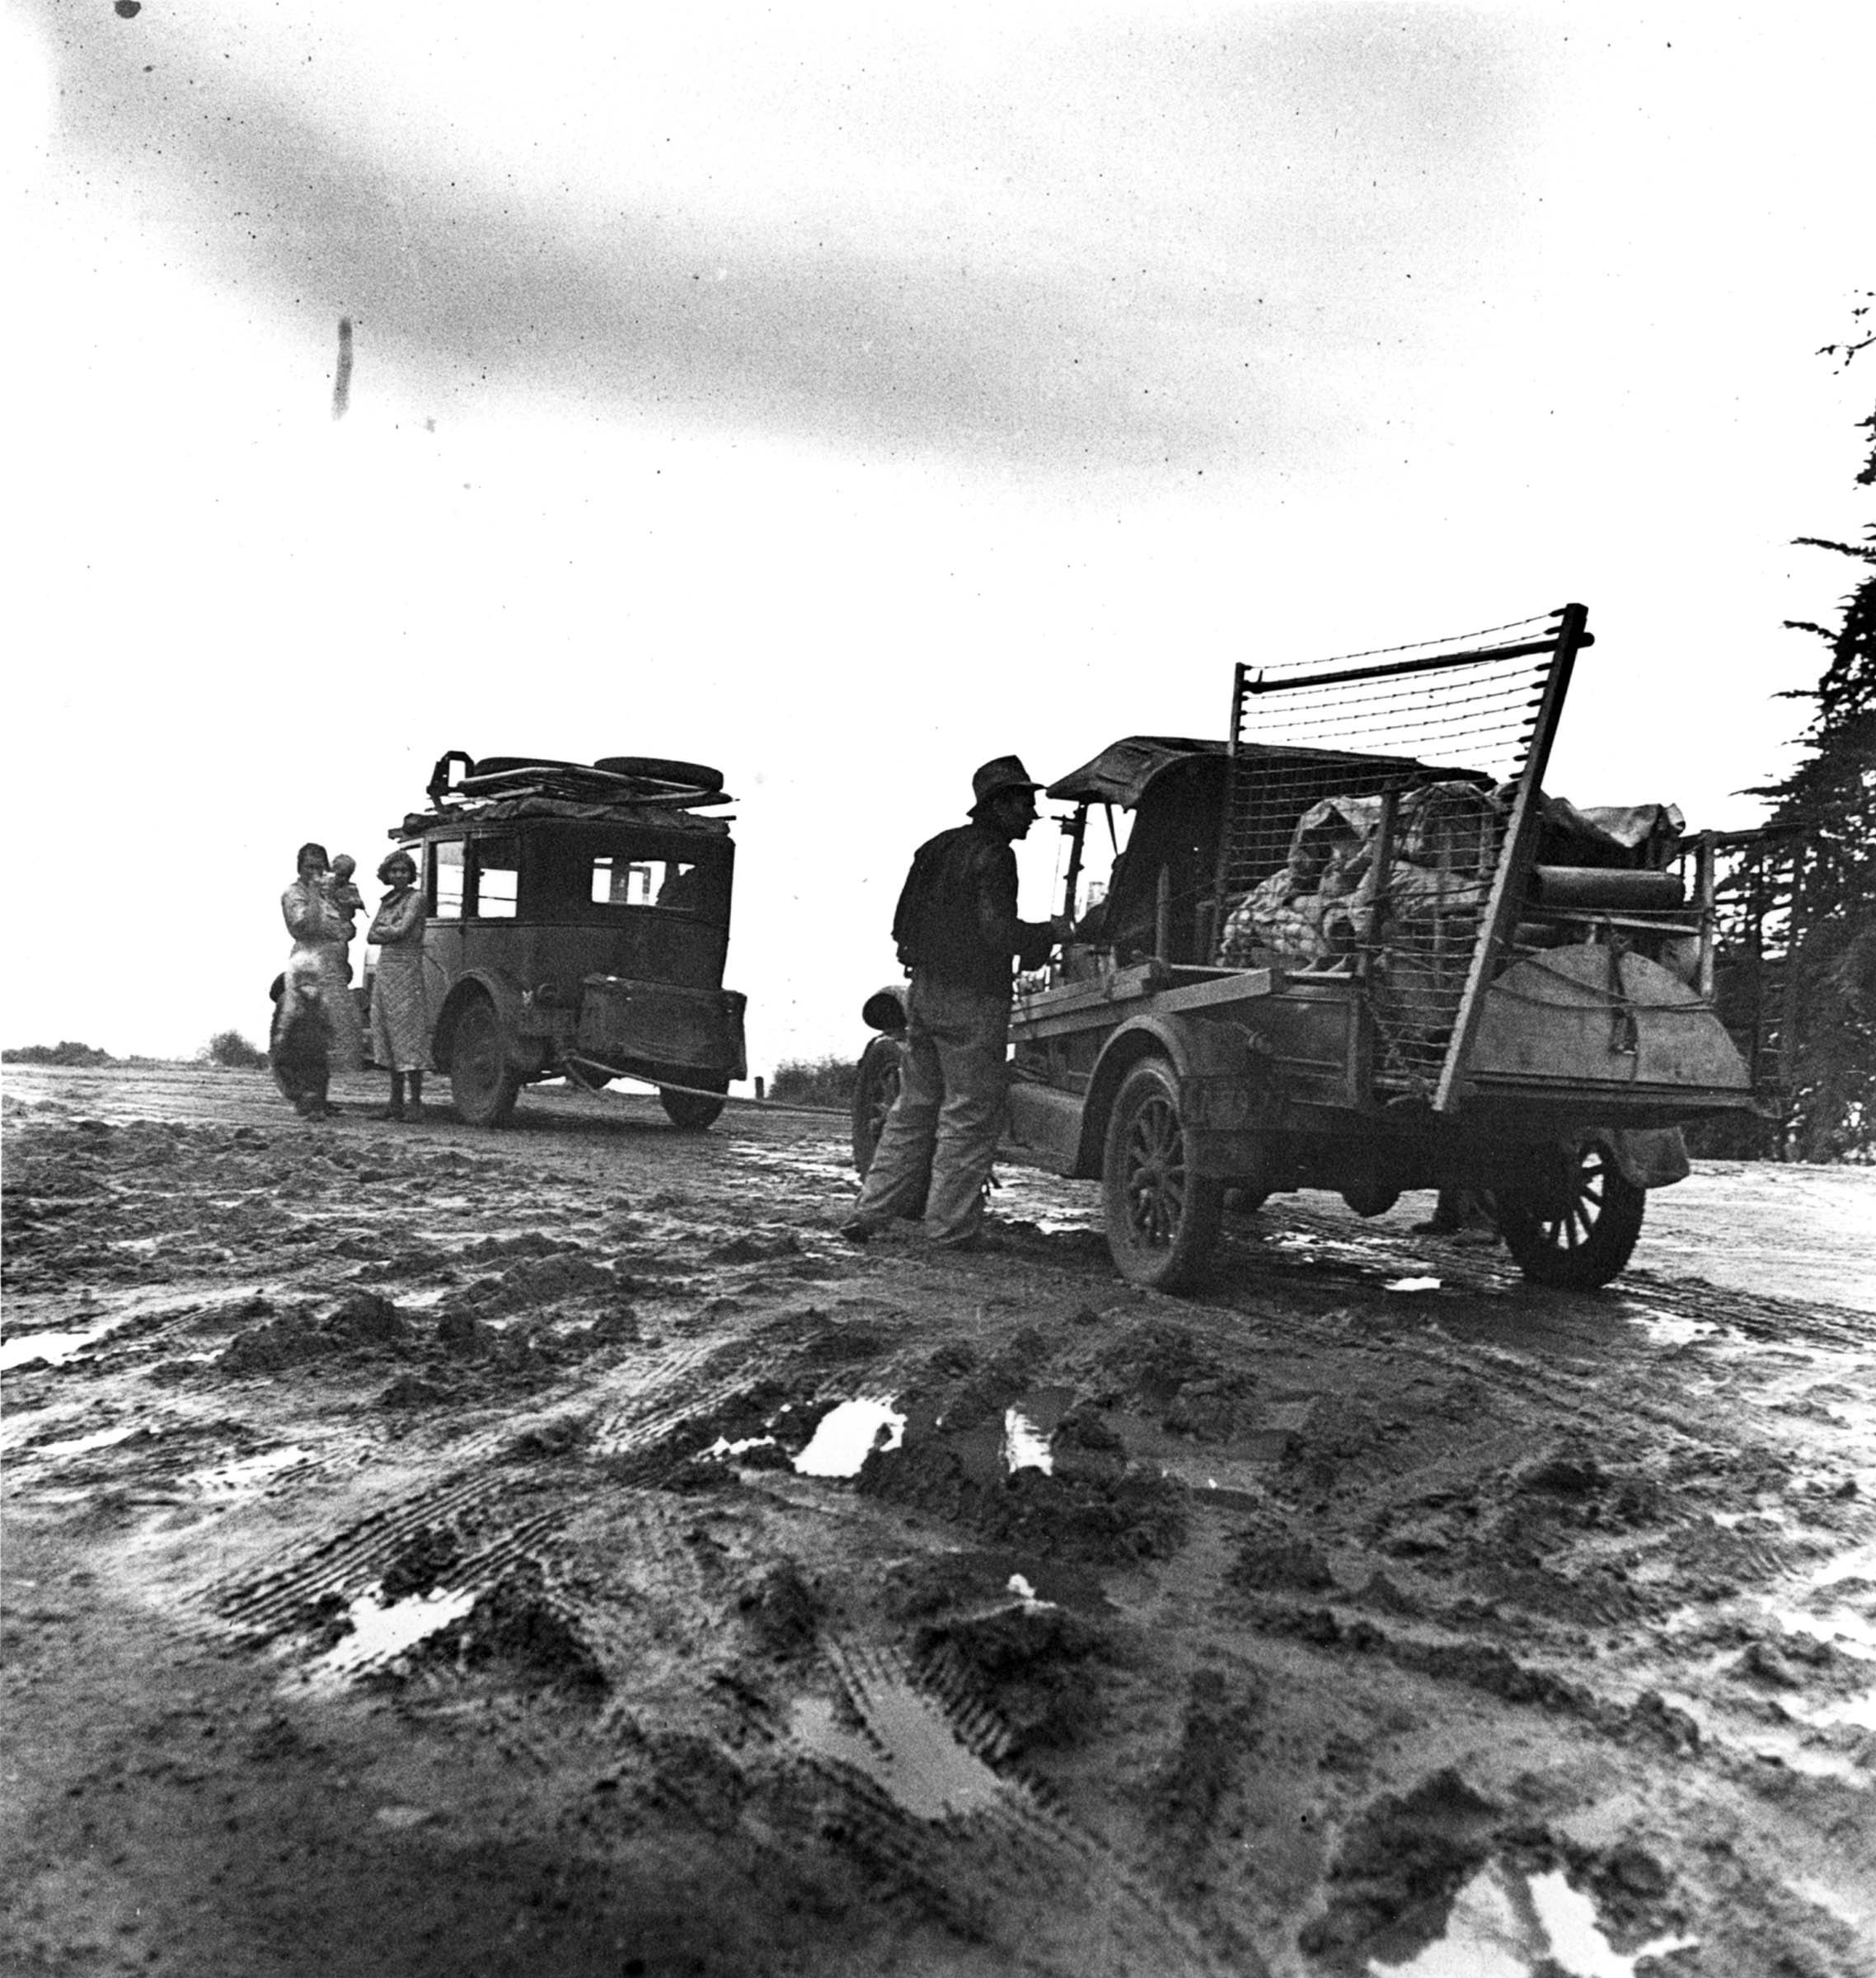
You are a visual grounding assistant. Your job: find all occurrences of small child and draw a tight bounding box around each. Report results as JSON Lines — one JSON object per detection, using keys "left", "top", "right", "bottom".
{"left": 270, "top": 958, "right": 333, "bottom": 1118}
{"left": 322, "top": 854, "right": 365, "bottom": 940}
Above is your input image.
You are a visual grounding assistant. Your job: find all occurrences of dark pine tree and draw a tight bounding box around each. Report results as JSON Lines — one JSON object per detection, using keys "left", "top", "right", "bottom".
{"left": 1758, "top": 302, "right": 1876, "bottom": 1158}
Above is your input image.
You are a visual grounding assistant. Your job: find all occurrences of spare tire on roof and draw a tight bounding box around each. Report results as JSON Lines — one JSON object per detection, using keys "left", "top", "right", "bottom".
{"left": 593, "top": 757, "right": 725, "bottom": 793}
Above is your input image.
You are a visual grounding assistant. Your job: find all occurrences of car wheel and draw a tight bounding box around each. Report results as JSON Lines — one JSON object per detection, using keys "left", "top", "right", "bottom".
{"left": 1102, "top": 1058, "right": 1223, "bottom": 1291}
{"left": 660, "top": 1078, "right": 727, "bottom": 1130}
{"left": 1494, "top": 1136, "right": 1645, "bottom": 1290}
{"left": 449, "top": 994, "right": 523, "bottom": 1127}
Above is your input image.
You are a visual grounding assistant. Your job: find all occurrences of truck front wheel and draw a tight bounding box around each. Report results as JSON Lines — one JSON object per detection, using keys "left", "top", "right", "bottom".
{"left": 1102, "top": 1059, "right": 1223, "bottom": 1291}
{"left": 1494, "top": 1136, "right": 1645, "bottom": 1290}
{"left": 449, "top": 994, "right": 523, "bottom": 1127}
{"left": 851, "top": 1034, "right": 903, "bottom": 1176}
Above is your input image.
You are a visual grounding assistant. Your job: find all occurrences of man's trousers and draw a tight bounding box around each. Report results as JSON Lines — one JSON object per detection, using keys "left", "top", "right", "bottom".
{"left": 850, "top": 973, "right": 1010, "bottom": 1245}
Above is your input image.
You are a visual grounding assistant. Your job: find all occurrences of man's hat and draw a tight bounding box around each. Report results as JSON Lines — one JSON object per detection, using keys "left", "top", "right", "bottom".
{"left": 972, "top": 755, "right": 1044, "bottom": 806}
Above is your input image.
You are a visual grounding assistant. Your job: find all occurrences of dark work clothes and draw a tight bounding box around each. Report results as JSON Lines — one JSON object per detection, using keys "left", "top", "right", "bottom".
{"left": 270, "top": 990, "right": 332, "bottom": 1118}
{"left": 892, "top": 821, "right": 1056, "bottom": 997}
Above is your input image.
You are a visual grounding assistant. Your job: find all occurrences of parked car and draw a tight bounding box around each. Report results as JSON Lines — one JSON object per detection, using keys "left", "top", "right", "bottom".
{"left": 384, "top": 752, "right": 748, "bottom": 1127}
{"left": 852, "top": 607, "right": 1765, "bottom": 1289}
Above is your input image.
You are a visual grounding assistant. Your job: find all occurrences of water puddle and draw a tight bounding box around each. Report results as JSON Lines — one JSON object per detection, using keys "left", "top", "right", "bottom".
{"left": 303, "top": 1584, "right": 476, "bottom": 1685}
{"left": 190, "top": 1446, "right": 313, "bottom": 1498}
{"left": 1001, "top": 1408, "right": 1053, "bottom": 1475}
{"left": 793, "top": 1398, "right": 906, "bottom": 1478}
{"left": 23, "top": 1422, "right": 147, "bottom": 1460}
{"left": 1385, "top": 1277, "right": 1442, "bottom": 1294}
{"left": 1773, "top": 1600, "right": 1876, "bottom": 1657}
{"left": 703, "top": 1433, "right": 778, "bottom": 1460}
{"left": 1625, "top": 1307, "right": 1722, "bottom": 1348}
{"left": 1807, "top": 1540, "right": 1876, "bottom": 1591}
{"left": 790, "top": 1656, "right": 1007, "bottom": 1821}
{"left": 1787, "top": 1873, "right": 1873, "bottom": 1938}
{"left": 1757, "top": 1743, "right": 1869, "bottom": 1783}
{"left": 979, "top": 1167, "right": 1096, "bottom": 1236}
{"left": 1783, "top": 1690, "right": 1876, "bottom": 1733}
{"left": 1370, "top": 1861, "right": 1695, "bottom": 1976}
{"left": 1, "top": 1324, "right": 115, "bottom": 1372}
{"left": 1, "top": 1284, "right": 275, "bottom": 1373}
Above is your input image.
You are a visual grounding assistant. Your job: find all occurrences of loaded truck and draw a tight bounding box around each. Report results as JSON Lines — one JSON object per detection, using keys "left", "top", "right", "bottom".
{"left": 852, "top": 606, "right": 1765, "bottom": 1289}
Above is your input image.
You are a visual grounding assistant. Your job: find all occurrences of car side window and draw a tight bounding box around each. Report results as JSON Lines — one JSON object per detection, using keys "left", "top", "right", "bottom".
{"left": 471, "top": 837, "right": 520, "bottom": 920}
{"left": 431, "top": 841, "right": 464, "bottom": 921}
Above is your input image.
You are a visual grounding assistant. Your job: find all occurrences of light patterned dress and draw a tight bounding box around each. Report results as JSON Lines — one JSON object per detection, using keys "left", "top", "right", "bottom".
{"left": 280, "top": 879, "right": 365, "bottom": 1072}
{"left": 366, "top": 885, "right": 429, "bottom": 1072}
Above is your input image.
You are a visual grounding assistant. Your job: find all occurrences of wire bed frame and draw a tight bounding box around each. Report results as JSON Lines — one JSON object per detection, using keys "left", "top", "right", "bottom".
{"left": 1211, "top": 602, "right": 1592, "bottom": 1112}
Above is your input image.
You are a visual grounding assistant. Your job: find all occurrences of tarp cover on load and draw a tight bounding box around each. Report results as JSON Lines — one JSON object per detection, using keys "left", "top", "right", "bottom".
{"left": 1219, "top": 785, "right": 1684, "bottom": 972}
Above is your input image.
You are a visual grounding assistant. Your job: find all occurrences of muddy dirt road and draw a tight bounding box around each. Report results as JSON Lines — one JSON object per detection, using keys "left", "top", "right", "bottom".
{"left": 5, "top": 1063, "right": 1874, "bottom": 1977}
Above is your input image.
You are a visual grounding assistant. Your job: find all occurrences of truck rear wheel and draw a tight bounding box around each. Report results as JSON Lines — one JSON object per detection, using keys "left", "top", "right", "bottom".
{"left": 1102, "top": 1059, "right": 1223, "bottom": 1291}
{"left": 1495, "top": 1136, "right": 1645, "bottom": 1290}
{"left": 660, "top": 1078, "right": 727, "bottom": 1130}
{"left": 449, "top": 995, "right": 523, "bottom": 1127}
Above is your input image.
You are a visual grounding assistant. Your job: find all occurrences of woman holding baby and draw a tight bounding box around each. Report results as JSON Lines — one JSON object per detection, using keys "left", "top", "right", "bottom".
{"left": 279, "top": 841, "right": 367, "bottom": 1074}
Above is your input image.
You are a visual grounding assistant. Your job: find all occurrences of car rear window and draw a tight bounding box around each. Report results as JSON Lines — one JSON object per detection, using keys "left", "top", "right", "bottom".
{"left": 589, "top": 855, "right": 706, "bottom": 912}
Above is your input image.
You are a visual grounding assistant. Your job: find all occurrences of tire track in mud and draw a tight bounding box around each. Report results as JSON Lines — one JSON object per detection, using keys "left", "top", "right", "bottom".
{"left": 203, "top": 1469, "right": 522, "bottom": 1637}
{"left": 192, "top": 1319, "right": 854, "bottom": 1657}
{"left": 587, "top": 1338, "right": 756, "bottom": 1457}
{"left": 777, "top": 1638, "right": 1246, "bottom": 1978}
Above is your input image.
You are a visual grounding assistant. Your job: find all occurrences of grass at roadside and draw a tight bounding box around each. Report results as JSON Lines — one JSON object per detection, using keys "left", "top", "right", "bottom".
{"left": 770, "top": 1053, "right": 858, "bottom": 1108}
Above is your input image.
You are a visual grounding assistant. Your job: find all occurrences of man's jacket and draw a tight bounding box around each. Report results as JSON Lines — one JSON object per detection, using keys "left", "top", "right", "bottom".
{"left": 892, "top": 822, "right": 1055, "bottom": 997}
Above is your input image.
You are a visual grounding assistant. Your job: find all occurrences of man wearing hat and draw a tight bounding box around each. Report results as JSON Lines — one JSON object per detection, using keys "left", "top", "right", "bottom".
{"left": 843, "top": 756, "right": 1066, "bottom": 1250}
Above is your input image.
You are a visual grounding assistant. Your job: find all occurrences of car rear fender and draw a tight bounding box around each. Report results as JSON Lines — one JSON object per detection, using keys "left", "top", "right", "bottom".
{"left": 433, "top": 969, "right": 537, "bottom": 1074}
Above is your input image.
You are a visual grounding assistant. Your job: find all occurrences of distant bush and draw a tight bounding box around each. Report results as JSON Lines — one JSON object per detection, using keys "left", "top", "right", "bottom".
{"left": 2, "top": 1040, "right": 117, "bottom": 1066}
{"left": 204, "top": 1029, "right": 269, "bottom": 1071}
{"left": 770, "top": 1054, "right": 859, "bottom": 1108}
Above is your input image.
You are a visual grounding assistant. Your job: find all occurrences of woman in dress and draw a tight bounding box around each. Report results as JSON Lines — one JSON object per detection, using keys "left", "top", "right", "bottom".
{"left": 367, "top": 850, "right": 429, "bottom": 1119}
{"left": 280, "top": 841, "right": 366, "bottom": 1074}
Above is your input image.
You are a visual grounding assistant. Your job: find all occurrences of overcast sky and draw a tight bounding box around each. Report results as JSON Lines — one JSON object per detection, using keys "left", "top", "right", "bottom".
{"left": 3, "top": 0, "right": 1870, "bottom": 1072}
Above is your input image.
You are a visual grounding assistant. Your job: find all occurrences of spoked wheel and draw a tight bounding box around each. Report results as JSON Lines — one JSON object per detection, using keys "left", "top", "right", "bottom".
{"left": 660, "top": 1077, "right": 727, "bottom": 1130}
{"left": 449, "top": 994, "right": 523, "bottom": 1127}
{"left": 850, "top": 1034, "right": 929, "bottom": 1216}
{"left": 1102, "top": 1059, "right": 1223, "bottom": 1291}
{"left": 1494, "top": 1136, "right": 1645, "bottom": 1290}
{"left": 851, "top": 1035, "right": 903, "bottom": 1176}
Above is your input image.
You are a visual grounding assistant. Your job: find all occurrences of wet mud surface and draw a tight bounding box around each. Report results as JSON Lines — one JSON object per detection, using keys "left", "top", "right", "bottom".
{"left": 4, "top": 1063, "right": 1874, "bottom": 1976}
